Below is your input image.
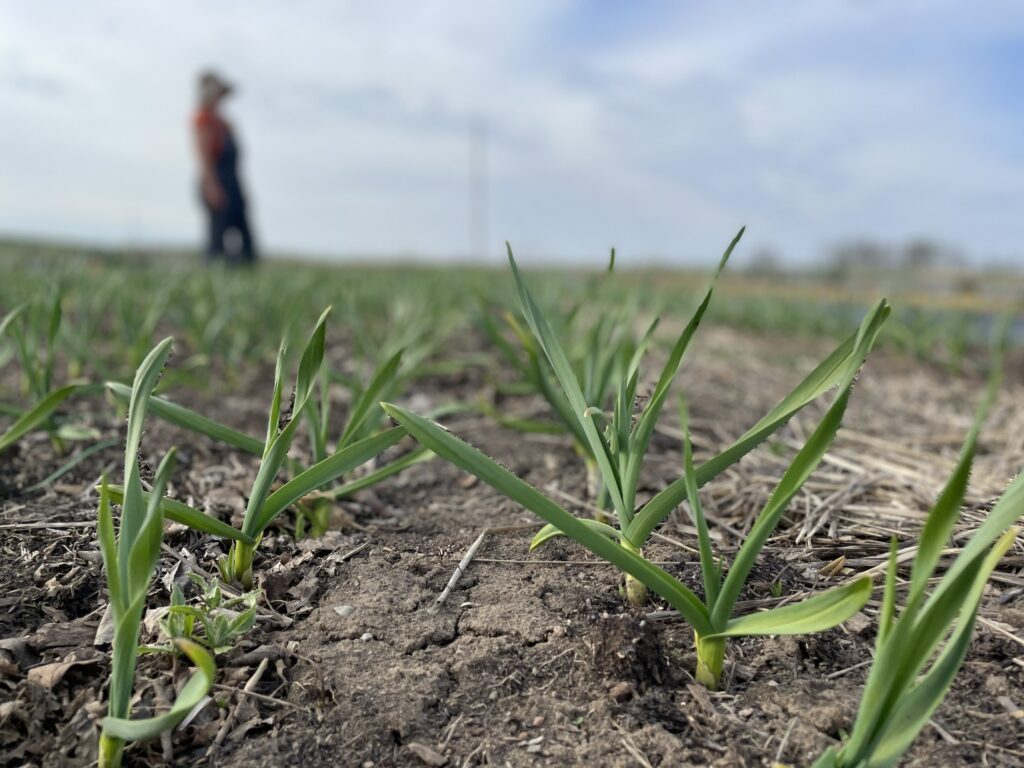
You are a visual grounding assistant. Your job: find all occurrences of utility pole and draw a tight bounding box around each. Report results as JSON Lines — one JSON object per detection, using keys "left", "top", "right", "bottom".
{"left": 469, "top": 119, "right": 489, "bottom": 260}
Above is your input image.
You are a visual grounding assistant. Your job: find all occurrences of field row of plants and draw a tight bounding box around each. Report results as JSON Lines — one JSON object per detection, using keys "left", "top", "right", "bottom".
{"left": 2, "top": 237, "right": 1022, "bottom": 766}
{"left": 0, "top": 241, "right": 1012, "bottom": 396}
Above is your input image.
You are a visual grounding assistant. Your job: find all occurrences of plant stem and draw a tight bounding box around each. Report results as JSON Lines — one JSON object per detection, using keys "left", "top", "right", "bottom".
{"left": 229, "top": 541, "right": 255, "bottom": 589}
{"left": 624, "top": 572, "right": 647, "bottom": 606}
{"left": 585, "top": 459, "right": 611, "bottom": 524}
{"left": 694, "top": 631, "right": 725, "bottom": 690}
{"left": 621, "top": 539, "right": 649, "bottom": 606}
{"left": 98, "top": 733, "right": 124, "bottom": 768}
{"left": 307, "top": 498, "right": 331, "bottom": 537}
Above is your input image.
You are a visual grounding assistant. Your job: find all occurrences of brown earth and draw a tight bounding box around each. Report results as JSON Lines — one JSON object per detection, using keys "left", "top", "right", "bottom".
{"left": 1, "top": 328, "right": 1023, "bottom": 767}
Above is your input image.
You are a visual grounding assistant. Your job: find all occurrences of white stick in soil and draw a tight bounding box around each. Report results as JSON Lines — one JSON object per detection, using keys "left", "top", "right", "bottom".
{"left": 435, "top": 530, "right": 488, "bottom": 607}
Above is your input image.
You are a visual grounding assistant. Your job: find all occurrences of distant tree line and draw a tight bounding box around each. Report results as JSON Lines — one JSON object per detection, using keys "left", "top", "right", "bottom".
{"left": 829, "top": 238, "right": 965, "bottom": 272}
{"left": 744, "top": 238, "right": 967, "bottom": 276}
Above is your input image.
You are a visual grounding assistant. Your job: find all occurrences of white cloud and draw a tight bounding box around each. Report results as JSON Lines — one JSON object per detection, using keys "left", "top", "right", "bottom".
{"left": 1, "top": 1, "right": 1023, "bottom": 264}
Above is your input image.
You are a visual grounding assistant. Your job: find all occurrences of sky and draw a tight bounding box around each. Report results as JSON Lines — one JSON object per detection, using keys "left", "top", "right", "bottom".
{"left": 2, "top": 1, "right": 1024, "bottom": 266}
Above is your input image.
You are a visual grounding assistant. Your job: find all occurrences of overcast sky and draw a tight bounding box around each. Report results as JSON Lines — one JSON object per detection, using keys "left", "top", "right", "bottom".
{"left": 2, "top": 1, "right": 1023, "bottom": 265}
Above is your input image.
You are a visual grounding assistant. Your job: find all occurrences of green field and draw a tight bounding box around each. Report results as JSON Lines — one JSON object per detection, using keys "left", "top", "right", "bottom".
{"left": 2, "top": 238, "right": 1023, "bottom": 767}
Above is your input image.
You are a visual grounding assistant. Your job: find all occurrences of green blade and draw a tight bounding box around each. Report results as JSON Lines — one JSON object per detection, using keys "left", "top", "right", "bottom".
{"left": 530, "top": 353, "right": 589, "bottom": 448}
{"left": 265, "top": 340, "right": 287, "bottom": 450}
{"left": 876, "top": 538, "right": 898, "bottom": 649}
{"left": 711, "top": 384, "right": 853, "bottom": 629}
{"left": 841, "top": 535, "right": 991, "bottom": 762}
{"left": 810, "top": 747, "right": 841, "bottom": 768}
{"left": 680, "top": 397, "right": 720, "bottom": 607}
{"left": 108, "top": 596, "right": 144, "bottom": 719}
{"left": 0, "top": 402, "right": 22, "bottom": 417}
{"left": 338, "top": 348, "right": 403, "bottom": 448}
{"left": 125, "top": 449, "right": 175, "bottom": 607}
{"left": 626, "top": 298, "right": 890, "bottom": 549}
{"left": 251, "top": 427, "right": 407, "bottom": 533}
{"left": 53, "top": 423, "right": 101, "bottom": 442}
{"left": 624, "top": 316, "right": 660, "bottom": 383}
{"left": 383, "top": 402, "right": 713, "bottom": 635}
{"left": 0, "top": 383, "right": 100, "bottom": 452}
{"left": 11, "top": 324, "right": 38, "bottom": 399}
{"left": 530, "top": 518, "right": 622, "bottom": 550}
{"left": 243, "top": 309, "right": 331, "bottom": 536}
{"left": 909, "top": 354, "right": 1003, "bottom": 614}
{"left": 925, "top": 472, "right": 1024, "bottom": 619}
{"left": 622, "top": 228, "right": 741, "bottom": 512}
{"left": 905, "top": 361, "right": 999, "bottom": 613}
{"left": 101, "top": 638, "right": 215, "bottom": 741}
{"left": 119, "top": 338, "right": 174, "bottom": 568}
{"left": 96, "top": 477, "right": 123, "bottom": 616}
{"left": 330, "top": 445, "right": 433, "bottom": 499}
{"left": 123, "top": 339, "right": 174, "bottom": 476}
{"left": 477, "top": 303, "right": 528, "bottom": 373}
{"left": 479, "top": 405, "right": 567, "bottom": 436}
{"left": 0, "top": 303, "right": 26, "bottom": 339}
{"left": 43, "top": 292, "right": 61, "bottom": 393}
{"left": 840, "top": 344, "right": 1011, "bottom": 762}
{"left": 841, "top": 481, "right": 1022, "bottom": 763}
{"left": 507, "top": 246, "right": 627, "bottom": 518}
{"left": 305, "top": 369, "right": 329, "bottom": 463}
{"left": 705, "top": 576, "right": 871, "bottom": 640}
{"left": 865, "top": 529, "right": 1017, "bottom": 768}
{"left": 106, "top": 382, "right": 264, "bottom": 455}
{"left": 294, "top": 307, "right": 331, "bottom": 413}
{"left": 243, "top": 414, "right": 305, "bottom": 537}
{"left": 104, "top": 485, "right": 253, "bottom": 543}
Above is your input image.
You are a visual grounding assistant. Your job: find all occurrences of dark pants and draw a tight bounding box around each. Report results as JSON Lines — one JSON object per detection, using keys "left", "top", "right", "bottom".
{"left": 206, "top": 201, "right": 257, "bottom": 265}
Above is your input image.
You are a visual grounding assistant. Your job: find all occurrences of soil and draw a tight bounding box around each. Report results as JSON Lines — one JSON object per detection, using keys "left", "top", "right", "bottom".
{"left": 2, "top": 327, "right": 1023, "bottom": 767}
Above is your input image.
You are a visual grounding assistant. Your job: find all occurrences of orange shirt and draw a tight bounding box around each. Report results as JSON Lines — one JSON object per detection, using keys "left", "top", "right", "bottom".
{"left": 194, "top": 107, "right": 229, "bottom": 166}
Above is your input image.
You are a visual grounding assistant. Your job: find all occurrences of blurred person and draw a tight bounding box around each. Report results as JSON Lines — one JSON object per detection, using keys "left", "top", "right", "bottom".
{"left": 193, "top": 70, "right": 257, "bottom": 264}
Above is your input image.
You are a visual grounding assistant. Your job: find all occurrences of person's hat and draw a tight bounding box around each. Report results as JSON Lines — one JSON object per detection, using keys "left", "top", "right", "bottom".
{"left": 199, "top": 70, "right": 233, "bottom": 103}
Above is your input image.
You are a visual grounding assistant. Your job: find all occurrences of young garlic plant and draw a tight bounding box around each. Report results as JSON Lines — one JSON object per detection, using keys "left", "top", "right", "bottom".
{"left": 384, "top": 237, "right": 892, "bottom": 690}
{"left": 109, "top": 310, "right": 408, "bottom": 588}
{"left": 296, "top": 348, "right": 431, "bottom": 537}
{"left": 96, "top": 339, "right": 218, "bottom": 768}
{"left": 107, "top": 349, "right": 426, "bottom": 486}
{"left": 108, "top": 316, "right": 430, "bottom": 541}
{"left": 477, "top": 251, "right": 635, "bottom": 521}
{"left": 484, "top": 231, "right": 888, "bottom": 607}
{"left": 814, "top": 351, "right": 1023, "bottom": 768}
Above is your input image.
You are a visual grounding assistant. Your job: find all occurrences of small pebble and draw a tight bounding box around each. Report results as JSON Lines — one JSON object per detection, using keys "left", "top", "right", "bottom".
{"left": 406, "top": 743, "right": 447, "bottom": 766}
{"left": 608, "top": 681, "right": 634, "bottom": 701}
{"left": 532, "top": 716, "right": 545, "bottom": 727}
{"left": 360, "top": 632, "right": 374, "bottom": 641}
